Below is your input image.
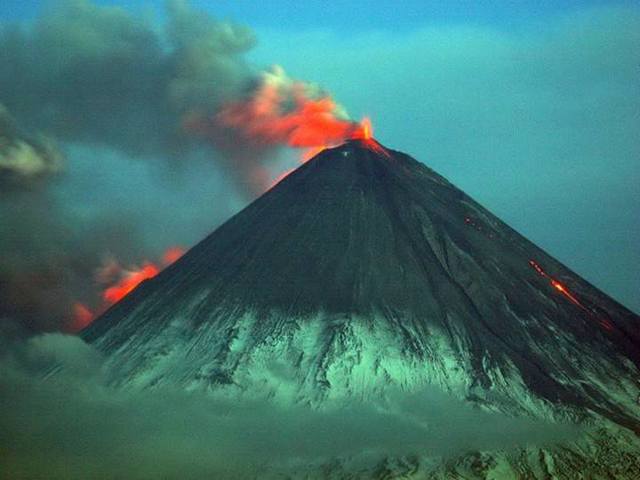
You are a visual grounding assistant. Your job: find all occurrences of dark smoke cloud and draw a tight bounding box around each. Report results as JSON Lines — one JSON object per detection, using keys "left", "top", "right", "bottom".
{"left": 0, "top": 0, "right": 333, "bottom": 185}
{"left": 0, "top": 333, "right": 579, "bottom": 479}
{"left": 0, "top": 188, "right": 146, "bottom": 332}
{"left": 0, "top": 0, "right": 255, "bottom": 158}
{"left": 0, "top": 0, "right": 321, "bottom": 333}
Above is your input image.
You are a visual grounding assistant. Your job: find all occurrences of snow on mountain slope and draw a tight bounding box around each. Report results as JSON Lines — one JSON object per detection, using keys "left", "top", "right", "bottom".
{"left": 82, "top": 140, "right": 640, "bottom": 476}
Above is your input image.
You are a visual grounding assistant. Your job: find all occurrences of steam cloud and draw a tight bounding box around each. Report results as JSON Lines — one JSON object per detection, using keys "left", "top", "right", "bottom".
{"left": 0, "top": 0, "right": 353, "bottom": 333}
{"left": 0, "top": 333, "right": 578, "bottom": 479}
{"left": 0, "top": 104, "right": 63, "bottom": 190}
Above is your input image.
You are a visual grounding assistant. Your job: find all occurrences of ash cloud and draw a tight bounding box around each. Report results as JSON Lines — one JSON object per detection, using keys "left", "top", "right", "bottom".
{"left": 1, "top": 0, "right": 344, "bottom": 333}
{"left": 0, "top": 333, "right": 579, "bottom": 480}
{"left": 185, "top": 65, "right": 360, "bottom": 194}
{"left": 0, "top": 188, "right": 146, "bottom": 332}
{"left": 0, "top": 0, "right": 254, "bottom": 158}
{"left": 0, "top": 0, "right": 348, "bottom": 189}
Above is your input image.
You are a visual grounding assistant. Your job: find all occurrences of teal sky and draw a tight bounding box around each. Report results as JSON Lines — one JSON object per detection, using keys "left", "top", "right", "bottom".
{"left": 251, "top": 7, "right": 640, "bottom": 310}
{"left": 2, "top": 1, "right": 638, "bottom": 312}
{"left": 2, "top": 0, "right": 638, "bottom": 28}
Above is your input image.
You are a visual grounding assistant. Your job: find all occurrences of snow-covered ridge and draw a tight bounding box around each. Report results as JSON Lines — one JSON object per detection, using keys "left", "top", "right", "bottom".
{"left": 84, "top": 140, "right": 640, "bottom": 435}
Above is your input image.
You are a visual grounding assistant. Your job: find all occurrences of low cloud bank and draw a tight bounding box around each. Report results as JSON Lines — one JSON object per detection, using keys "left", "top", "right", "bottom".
{"left": 0, "top": 332, "right": 579, "bottom": 479}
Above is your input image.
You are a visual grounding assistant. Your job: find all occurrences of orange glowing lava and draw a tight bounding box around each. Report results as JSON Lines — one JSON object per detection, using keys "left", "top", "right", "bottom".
{"left": 350, "top": 117, "right": 373, "bottom": 141}
{"left": 349, "top": 117, "right": 391, "bottom": 158}
{"left": 529, "top": 260, "right": 585, "bottom": 308}
{"left": 71, "top": 302, "right": 95, "bottom": 331}
{"left": 102, "top": 262, "right": 160, "bottom": 304}
{"left": 550, "top": 279, "right": 583, "bottom": 307}
{"left": 70, "top": 246, "right": 185, "bottom": 331}
{"left": 359, "top": 117, "right": 373, "bottom": 140}
{"left": 162, "top": 246, "right": 185, "bottom": 265}
{"left": 526, "top": 259, "right": 616, "bottom": 335}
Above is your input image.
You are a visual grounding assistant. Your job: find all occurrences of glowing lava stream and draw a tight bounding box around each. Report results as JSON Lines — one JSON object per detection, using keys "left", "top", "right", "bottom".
{"left": 528, "top": 259, "right": 614, "bottom": 331}
{"left": 72, "top": 246, "right": 185, "bottom": 331}
{"left": 529, "top": 260, "right": 585, "bottom": 308}
{"left": 102, "top": 263, "right": 160, "bottom": 304}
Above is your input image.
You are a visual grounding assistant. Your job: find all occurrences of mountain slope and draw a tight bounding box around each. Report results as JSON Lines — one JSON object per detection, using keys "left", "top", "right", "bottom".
{"left": 82, "top": 139, "right": 640, "bottom": 435}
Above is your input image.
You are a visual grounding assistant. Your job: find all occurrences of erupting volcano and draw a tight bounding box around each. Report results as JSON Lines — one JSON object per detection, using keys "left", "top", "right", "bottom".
{"left": 82, "top": 138, "right": 640, "bottom": 477}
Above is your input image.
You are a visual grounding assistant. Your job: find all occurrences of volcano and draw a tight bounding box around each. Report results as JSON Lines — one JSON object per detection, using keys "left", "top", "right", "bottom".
{"left": 82, "top": 139, "right": 640, "bottom": 475}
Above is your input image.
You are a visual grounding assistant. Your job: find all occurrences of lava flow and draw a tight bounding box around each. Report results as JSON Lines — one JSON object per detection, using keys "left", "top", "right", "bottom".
{"left": 528, "top": 259, "right": 614, "bottom": 331}
{"left": 529, "top": 259, "right": 585, "bottom": 308}
{"left": 102, "top": 262, "right": 160, "bottom": 304}
{"left": 71, "top": 246, "right": 185, "bottom": 331}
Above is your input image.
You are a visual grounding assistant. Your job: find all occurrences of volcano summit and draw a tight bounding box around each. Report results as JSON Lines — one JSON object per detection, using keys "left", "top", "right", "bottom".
{"left": 83, "top": 139, "right": 640, "bottom": 476}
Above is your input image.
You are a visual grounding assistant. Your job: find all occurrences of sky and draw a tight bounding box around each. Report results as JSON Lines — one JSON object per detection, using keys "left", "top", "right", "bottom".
{"left": 0, "top": 0, "right": 638, "bottom": 332}
{"left": 201, "top": 0, "right": 640, "bottom": 311}
{"left": 2, "top": 0, "right": 639, "bottom": 28}
{"left": 240, "top": 2, "right": 640, "bottom": 311}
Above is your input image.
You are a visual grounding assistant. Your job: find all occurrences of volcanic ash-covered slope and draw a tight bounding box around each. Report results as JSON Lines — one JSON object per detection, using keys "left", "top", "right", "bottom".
{"left": 83, "top": 139, "right": 640, "bottom": 430}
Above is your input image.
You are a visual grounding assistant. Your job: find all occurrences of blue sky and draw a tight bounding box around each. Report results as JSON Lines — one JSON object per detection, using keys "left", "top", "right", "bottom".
{"left": 1, "top": 1, "right": 638, "bottom": 313}
{"left": 193, "top": 0, "right": 639, "bottom": 31}
{"left": 2, "top": 0, "right": 637, "bottom": 29}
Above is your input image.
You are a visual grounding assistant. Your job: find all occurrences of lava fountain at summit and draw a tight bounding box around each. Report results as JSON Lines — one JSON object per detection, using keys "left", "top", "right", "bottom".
{"left": 349, "top": 117, "right": 391, "bottom": 158}
{"left": 184, "top": 66, "right": 389, "bottom": 191}
{"left": 267, "top": 116, "right": 387, "bottom": 189}
{"left": 298, "top": 116, "right": 385, "bottom": 161}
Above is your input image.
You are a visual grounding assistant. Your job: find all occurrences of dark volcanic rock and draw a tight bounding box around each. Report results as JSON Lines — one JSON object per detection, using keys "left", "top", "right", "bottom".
{"left": 83, "top": 139, "right": 640, "bottom": 435}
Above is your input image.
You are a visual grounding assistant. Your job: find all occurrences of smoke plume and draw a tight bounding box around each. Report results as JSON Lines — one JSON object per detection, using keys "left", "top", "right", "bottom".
{"left": 0, "top": 0, "right": 254, "bottom": 157}
{"left": 0, "top": 0, "right": 354, "bottom": 333}
{"left": 184, "top": 66, "right": 362, "bottom": 193}
{"left": 0, "top": 0, "right": 355, "bottom": 189}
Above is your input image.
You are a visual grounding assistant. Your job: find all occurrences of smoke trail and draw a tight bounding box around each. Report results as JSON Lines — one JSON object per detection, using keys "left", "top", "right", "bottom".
{"left": 0, "top": 0, "right": 351, "bottom": 184}
{"left": 0, "top": 0, "right": 254, "bottom": 156}
{"left": 0, "top": 0, "right": 357, "bottom": 333}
